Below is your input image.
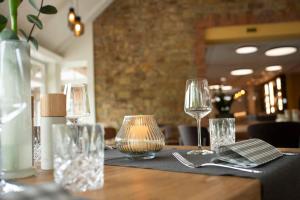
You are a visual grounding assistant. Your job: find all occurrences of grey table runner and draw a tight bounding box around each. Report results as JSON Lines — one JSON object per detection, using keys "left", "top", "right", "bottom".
{"left": 105, "top": 149, "right": 300, "bottom": 200}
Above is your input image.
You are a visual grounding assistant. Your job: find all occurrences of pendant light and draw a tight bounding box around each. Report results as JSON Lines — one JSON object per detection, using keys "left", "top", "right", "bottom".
{"left": 74, "top": 16, "right": 84, "bottom": 37}
{"left": 68, "top": 7, "right": 76, "bottom": 29}
{"left": 67, "top": 0, "right": 84, "bottom": 37}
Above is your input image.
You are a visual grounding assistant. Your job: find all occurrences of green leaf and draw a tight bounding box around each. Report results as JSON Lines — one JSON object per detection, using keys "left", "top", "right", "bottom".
{"left": 29, "top": 36, "right": 38, "bottom": 50}
{"left": 19, "top": 29, "right": 27, "bottom": 38}
{"left": 0, "top": 15, "right": 7, "bottom": 31}
{"left": 27, "top": 15, "right": 43, "bottom": 29}
{"left": 0, "top": 24, "right": 6, "bottom": 32}
{"left": 40, "top": 5, "right": 57, "bottom": 14}
{"left": 0, "top": 28, "right": 19, "bottom": 41}
{"left": 0, "top": 15, "right": 7, "bottom": 24}
{"left": 28, "top": 0, "right": 38, "bottom": 10}
{"left": 0, "top": 14, "right": 7, "bottom": 24}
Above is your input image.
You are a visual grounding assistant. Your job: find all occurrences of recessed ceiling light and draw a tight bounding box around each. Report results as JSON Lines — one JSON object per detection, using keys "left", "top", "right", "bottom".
{"left": 220, "top": 77, "right": 227, "bottom": 82}
{"left": 265, "top": 65, "right": 282, "bottom": 72}
{"left": 209, "top": 85, "right": 232, "bottom": 91}
{"left": 235, "top": 46, "right": 258, "bottom": 54}
{"left": 221, "top": 85, "right": 232, "bottom": 91}
{"left": 209, "top": 85, "right": 220, "bottom": 90}
{"left": 230, "top": 69, "right": 253, "bottom": 76}
{"left": 265, "top": 47, "right": 297, "bottom": 57}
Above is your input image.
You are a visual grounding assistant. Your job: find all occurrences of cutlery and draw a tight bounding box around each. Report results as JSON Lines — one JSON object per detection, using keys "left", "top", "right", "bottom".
{"left": 282, "top": 152, "right": 298, "bottom": 156}
{"left": 172, "top": 152, "right": 262, "bottom": 174}
{"left": 105, "top": 145, "right": 116, "bottom": 150}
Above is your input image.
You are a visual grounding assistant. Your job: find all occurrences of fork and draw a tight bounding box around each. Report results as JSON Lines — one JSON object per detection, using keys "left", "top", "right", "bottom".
{"left": 105, "top": 145, "right": 116, "bottom": 150}
{"left": 172, "top": 152, "right": 262, "bottom": 174}
{"left": 283, "top": 152, "right": 298, "bottom": 156}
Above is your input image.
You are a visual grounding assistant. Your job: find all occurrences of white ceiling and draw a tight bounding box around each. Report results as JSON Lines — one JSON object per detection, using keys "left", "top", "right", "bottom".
{"left": 0, "top": 0, "right": 113, "bottom": 55}
{"left": 205, "top": 38, "right": 300, "bottom": 86}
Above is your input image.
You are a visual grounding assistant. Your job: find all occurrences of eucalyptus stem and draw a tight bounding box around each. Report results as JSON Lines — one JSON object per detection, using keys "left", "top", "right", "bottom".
{"left": 8, "top": 0, "right": 18, "bottom": 32}
{"left": 10, "top": 15, "right": 17, "bottom": 32}
{"left": 27, "top": 0, "right": 44, "bottom": 41}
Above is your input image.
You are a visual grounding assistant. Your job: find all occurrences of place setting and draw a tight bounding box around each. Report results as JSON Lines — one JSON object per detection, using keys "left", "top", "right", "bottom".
{"left": 103, "top": 78, "right": 299, "bottom": 173}
{"left": 102, "top": 78, "right": 300, "bottom": 200}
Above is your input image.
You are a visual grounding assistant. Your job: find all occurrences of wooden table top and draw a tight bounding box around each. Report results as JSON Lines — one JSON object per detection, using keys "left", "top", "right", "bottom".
{"left": 17, "top": 146, "right": 300, "bottom": 200}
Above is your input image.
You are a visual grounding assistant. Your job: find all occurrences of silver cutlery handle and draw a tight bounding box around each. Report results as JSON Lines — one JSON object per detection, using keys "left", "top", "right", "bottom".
{"left": 283, "top": 152, "right": 298, "bottom": 156}
{"left": 105, "top": 145, "right": 116, "bottom": 150}
{"left": 202, "top": 163, "right": 261, "bottom": 173}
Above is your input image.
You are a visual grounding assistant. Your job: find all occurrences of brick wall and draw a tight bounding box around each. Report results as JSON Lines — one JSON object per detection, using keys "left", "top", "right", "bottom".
{"left": 93, "top": 0, "right": 300, "bottom": 126}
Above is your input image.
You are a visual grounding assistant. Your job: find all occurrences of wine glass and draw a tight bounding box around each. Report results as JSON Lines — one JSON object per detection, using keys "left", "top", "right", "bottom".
{"left": 184, "top": 78, "right": 213, "bottom": 155}
{"left": 64, "top": 83, "right": 90, "bottom": 124}
{"left": 0, "top": 48, "right": 27, "bottom": 193}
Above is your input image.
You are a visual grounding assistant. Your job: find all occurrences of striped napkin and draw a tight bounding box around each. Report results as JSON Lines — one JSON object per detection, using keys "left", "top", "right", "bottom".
{"left": 213, "top": 139, "right": 283, "bottom": 168}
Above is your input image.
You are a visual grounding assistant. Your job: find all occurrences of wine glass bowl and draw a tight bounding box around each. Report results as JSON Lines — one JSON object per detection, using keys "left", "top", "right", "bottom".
{"left": 64, "top": 83, "right": 90, "bottom": 124}
{"left": 184, "top": 78, "right": 213, "bottom": 155}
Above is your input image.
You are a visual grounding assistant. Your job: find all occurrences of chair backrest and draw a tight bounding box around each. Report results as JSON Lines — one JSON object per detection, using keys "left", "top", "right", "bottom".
{"left": 160, "top": 124, "right": 180, "bottom": 145}
{"left": 177, "top": 125, "right": 209, "bottom": 146}
{"left": 247, "top": 122, "right": 300, "bottom": 148}
{"left": 104, "top": 127, "right": 117, "bottom": 140}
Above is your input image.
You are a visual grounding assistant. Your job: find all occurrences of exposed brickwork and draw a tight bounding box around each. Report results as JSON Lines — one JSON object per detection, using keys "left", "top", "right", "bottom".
{"left": 93, "top": 0, "right": 300, "bottom": 126}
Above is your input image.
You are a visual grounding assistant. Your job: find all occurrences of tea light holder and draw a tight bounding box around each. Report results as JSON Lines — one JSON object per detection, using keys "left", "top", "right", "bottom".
{"left": 115, "top": 115, "right": 165, "bottom": 159}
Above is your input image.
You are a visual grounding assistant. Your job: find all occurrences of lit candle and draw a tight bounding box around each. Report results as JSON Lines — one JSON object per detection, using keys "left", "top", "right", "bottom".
{"left": 115, "top": 115, "right": 165, "bottom": 159}
{"left": 127, "top": 125, "right": 149, "bottom": 152}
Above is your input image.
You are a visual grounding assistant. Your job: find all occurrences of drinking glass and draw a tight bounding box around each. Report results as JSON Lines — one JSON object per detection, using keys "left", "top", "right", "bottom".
{"left": 209, "top": 118, "right": 235, "bottom": 154}
{"left": 52, "top": 124, "right": 105, "bottom": 192}
{"left": 64, "top": 83, "right": 90, "bottom": 124}
{"left": 0, "top": 46, "right": 27, "bottom": 192}
{"left": 184, "top": 78, "right": 212, "bottom": 155}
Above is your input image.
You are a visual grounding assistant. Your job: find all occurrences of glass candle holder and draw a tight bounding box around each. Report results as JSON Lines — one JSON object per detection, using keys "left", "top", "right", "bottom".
{"left": 115, "top": 115, "right": 165, "bottom": 159}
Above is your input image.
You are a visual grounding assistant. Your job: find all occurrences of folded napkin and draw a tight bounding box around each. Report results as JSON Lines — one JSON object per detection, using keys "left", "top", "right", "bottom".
{"left": 213, "top": 139, "right": 283, "bottom": 168}
{"left": 1, "top": 183, "right": 85, "bottom": 200}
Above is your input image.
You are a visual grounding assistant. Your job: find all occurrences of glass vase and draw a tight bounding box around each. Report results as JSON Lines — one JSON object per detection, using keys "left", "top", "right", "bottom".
{"left": 0, "top": 40, "right": 35, "bottom": 179}
{"left": 115, "top": 115, "right": 165, "bottom": 159}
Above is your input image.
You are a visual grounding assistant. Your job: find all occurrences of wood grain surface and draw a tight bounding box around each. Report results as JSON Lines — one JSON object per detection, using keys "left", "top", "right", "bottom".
{"left": 17, "top": 147, "right": 300, "bottom": 200}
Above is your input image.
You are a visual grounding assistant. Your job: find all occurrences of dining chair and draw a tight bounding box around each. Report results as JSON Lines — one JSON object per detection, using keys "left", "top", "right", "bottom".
{"left": 104, "top": 127, "right": 117, "bottom": 140}
{"left": 160, "top": 124, "right": 180, "bottom": 145}
{"left": 177, "top": 125, "right": 210, "bottom": 146}
{"left": 247, "top": 122, "right": 300, "bottom": 148}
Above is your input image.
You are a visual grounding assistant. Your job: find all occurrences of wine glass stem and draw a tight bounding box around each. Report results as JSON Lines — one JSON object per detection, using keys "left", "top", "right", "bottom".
{"left": 196, "top": 118, "right": 202, "bottom": 150}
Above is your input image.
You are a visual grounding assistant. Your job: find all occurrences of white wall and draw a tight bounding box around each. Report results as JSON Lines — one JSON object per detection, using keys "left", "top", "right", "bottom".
{"left": 30, "top": 45, "right": 63, "bottom": 94}
{"left": 62, "top": 22, "right": 96, "bottom": 123}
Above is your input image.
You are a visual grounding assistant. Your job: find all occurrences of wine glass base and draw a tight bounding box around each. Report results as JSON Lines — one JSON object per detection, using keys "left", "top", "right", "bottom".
{"left": 187, "top": 149, "right": 214, "bottom": 155}
{"left": 2, "top": 167, "right": 35, "bottom": 180}
{"left": 126, "top": 152, "right": 156, "bottom": 160}
{"left": 0, "top": 180, "right": 24, "bottom": 193}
